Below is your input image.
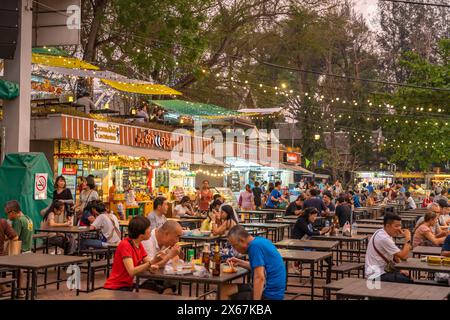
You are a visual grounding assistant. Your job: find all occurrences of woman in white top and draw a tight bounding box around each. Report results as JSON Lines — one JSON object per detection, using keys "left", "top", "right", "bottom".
{"left": 125, "top": 184, "right": 138, "bottom": 207}
{"left": 173, "top": 196, "right": 195, "bottom": 217}
{"left": 81, "top": 202, "right": 121, "bottom": 250}
{"left": 41, "top": 200, "right": 76, "bottom": 255}
{"left": 74, "top": 176, "right": 99, "bottom": 222}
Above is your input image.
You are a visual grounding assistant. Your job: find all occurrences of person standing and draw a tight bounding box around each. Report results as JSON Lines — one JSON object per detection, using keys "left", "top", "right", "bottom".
{"left": 74, "top": 176, "right": 99, "bottom": 224}
{"left": 252, "top": 182, "right": 263, "bottom": 209}
{"left": 265, "top": 181, "right": 286, "bottom": 209}
{"left": 367, "top": 182, "right": 375, "bottom": 194}
{"left": 197, "top": 180, "right": 213, "bottom": 214}
{"left": 53, "top": 176, "right": 74, "bottom": 223}
{"left": 238, "top": 184, "right": 255, "bottom": 211}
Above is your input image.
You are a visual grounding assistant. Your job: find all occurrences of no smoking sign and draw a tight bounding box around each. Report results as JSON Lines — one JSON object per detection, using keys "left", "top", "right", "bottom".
{"left": 34, "top": 173, "right": 48, "bottom": 200}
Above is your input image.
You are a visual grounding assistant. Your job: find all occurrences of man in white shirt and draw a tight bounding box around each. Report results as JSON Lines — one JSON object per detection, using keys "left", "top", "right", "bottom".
{"left": 81, "top": 202, "right": 121, "bottom": 249}
{"left": 140, "top": 221, "right": 182, "bottom": 293}
{"left": 76, "top": 92, "right": 96, "bottom": 114}
{"left": 365, "top": 213, "right": 412, "bottom": 283}
{"left": 142, "top": 221, "right": 182, "bottom": 266}
{"left": 404, "top": 192, "right": 417, "bottom": 210}
{"left": 147, "top": 197, "right": 168, "bottom": 231}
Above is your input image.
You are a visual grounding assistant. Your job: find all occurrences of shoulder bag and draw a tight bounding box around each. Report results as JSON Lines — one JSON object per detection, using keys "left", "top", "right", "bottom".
{"left": 371, "top": 230, "right": 397, "bottom": 273}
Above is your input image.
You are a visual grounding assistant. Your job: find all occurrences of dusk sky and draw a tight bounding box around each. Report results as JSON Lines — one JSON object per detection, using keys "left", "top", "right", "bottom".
{"left": 354, "top": 0, "right": 380, "bottom": 29}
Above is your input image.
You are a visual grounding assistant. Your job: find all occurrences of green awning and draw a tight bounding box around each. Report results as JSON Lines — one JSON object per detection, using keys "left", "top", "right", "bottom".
{"left": 152, "top": 99, "right": 239, "bottom": 118}
{"left": 32, "top": 47, "right": 70, "bottom": 57}
{"left": 0, "top": 79, "right": 19, "bottom": 100}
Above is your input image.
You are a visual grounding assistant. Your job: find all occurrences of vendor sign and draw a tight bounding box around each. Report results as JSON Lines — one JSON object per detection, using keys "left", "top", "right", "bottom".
{"left": 93, "top": 121, "right": 120, "bottom": 144}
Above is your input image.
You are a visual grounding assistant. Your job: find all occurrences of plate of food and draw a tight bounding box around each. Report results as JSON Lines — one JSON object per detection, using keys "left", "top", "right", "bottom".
{"left": 223, "top": 266, "right": 238, "bottom": 273}
{"left": 223, "top": 261, "right": 238, "bottom": 273}
{"left": 200, "top": 230, "right": 211, "bottom": 236}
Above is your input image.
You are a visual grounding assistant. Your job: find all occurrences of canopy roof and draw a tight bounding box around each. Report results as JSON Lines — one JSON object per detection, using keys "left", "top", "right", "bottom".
{"left": 152, "top": 99, "right": 240, "bottom": 118}
{"left": 32, "top": 53, "right": 181, "bottom": 95}
{"left": 32, "top": 47, "right": 70, "bottom": 57}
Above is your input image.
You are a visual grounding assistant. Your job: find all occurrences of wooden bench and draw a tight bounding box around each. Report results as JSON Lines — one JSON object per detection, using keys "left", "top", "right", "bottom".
{"left": 80, "top": 259, "right": 114, "bottom": 292}
{"left": 322, "top": 277, "right": 361, "bottom": 300}
{"left": 330, "top": 262, "right": 365, "bottom": 280}
{"left": 32, "top": 233, "right": 49, "bottom": 253}
{"left": 0, "top": 276, "right": 16, "bottom": 300}
{"left": 414, "top": 279, "right": 450, "bottom": 287}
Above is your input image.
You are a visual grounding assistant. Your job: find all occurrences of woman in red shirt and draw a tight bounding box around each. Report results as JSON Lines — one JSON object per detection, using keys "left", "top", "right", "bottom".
{"left": 422, "top": 192, "right": 435, "bottom": 208}
{"left": 104, "top": 216, "right": 155, "bottom": 291}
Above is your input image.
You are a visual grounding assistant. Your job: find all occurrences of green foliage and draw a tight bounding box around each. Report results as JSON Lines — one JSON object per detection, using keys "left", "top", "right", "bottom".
{"left": 378, "top": 40, "right": 450, "bottom": 170}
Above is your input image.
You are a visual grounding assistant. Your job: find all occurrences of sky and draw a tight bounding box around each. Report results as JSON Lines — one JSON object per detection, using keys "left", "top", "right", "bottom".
{"left": 353, "top": 0, "right": 380, "bottom": 29}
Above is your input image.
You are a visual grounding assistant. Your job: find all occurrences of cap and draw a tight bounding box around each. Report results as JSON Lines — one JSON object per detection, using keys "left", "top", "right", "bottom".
{"left": 437, "top": 199, "right": 450, "bottom": 208}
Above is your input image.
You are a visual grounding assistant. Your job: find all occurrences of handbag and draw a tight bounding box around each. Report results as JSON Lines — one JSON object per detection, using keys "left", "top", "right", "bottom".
{"left": 371, "top": 230, "right": 397, "bottom": 273}
{"left": 3, "top": 240, "right": 22, "bottom": 256}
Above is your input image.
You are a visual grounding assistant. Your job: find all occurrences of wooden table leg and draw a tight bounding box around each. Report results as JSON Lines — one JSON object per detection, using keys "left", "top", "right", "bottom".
{"left": 31, "top": 269, "right": 38, "bottom": 300}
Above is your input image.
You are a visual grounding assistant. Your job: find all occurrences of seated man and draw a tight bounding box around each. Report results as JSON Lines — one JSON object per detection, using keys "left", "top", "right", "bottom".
{"left": 285, "top": 195, "right": 304, "bottom": 216}
{"left": 365, "top": 213, "right": 412, "bottom": 284}
{"left": 142, "top": 221, "right": 182, "bottom": 268}
{"left": 222, "top": 225, "right": 286, "bottom": 300}
{"left": 141, "top": 221, "right": 182, "bottom": 293}
{"left": 442, "top": 235, "right": 450, "bottom": 257}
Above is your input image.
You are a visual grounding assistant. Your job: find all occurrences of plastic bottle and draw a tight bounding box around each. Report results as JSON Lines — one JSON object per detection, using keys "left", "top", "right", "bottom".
{"left": 351, "top": 222, "right": 358, "bottom": 236}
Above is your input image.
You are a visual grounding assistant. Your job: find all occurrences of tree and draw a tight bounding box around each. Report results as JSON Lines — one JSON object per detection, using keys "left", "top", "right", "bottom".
{"left": 377, "top": 1, "right": 450, "bottom": 84}
{"left": 377, "top": 39, "right": 450, "bottom": 170}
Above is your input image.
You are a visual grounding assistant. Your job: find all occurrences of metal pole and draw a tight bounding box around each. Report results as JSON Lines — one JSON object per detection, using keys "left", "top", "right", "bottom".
{"left": 0, "top": 127, "right": 5, "bottom": 164}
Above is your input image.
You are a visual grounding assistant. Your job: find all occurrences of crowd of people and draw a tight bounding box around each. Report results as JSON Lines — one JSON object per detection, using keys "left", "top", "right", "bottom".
{"left": 1, "top": 174, "right": 449, "bottom": 299}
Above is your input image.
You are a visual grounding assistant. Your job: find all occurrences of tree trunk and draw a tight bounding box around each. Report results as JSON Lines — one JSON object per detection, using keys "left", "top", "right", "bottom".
{"left": 83, "top": 0, "right": 108, "bottom": 63}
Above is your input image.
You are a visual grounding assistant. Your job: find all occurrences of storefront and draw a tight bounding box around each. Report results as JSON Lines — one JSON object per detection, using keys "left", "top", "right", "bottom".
{"left": 30, "top": 114, "right": 219, "bottom": 216}
{"left": 353, "top": 171, "right": 394, "bottom": 188}
{"left": 224, "top": 157, "right": 297, "bottom": 198}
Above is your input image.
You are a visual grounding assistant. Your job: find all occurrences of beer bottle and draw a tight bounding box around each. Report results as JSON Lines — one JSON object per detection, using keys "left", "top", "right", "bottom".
{"left": 202, "top": 243, "right": 210, "bottom": 271}
{"left": 212, "top": 242, "right": 221, "bottom": 276}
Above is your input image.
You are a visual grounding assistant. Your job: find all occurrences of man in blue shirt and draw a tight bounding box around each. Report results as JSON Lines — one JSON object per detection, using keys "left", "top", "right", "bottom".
{"left": 350, "top": 191, "right": 362, "bottom": 208}
{"left": 265, "top": 181, "right": 286, "bottom": 208}
{"left": 367, "top": 182, "right": 374, "bottom": 194}
{"left": 222, "top": 225, "right": 286, "bottom": 300}
{"left": 442, "top": 235, "right": 450, "bottom": 257}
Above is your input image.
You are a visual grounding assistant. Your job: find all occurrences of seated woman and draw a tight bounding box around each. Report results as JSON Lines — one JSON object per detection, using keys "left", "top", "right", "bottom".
{"left": 413, "top": 211, "right": 447, "bottom": 248}
{"left": 366, "top": 192, "right": 377, "bottom": 207}
{"left": 212, "top": 205, "right": 239, "bottom": 236}
{"left": 80, "top": 202, "right": 121, "bottom": 250}
{"left": 292, "top": 207, "right": 330, "bottom": 240}
{"left": 173, "top": 196, "right": 195, "bottom": 217}
{"left": 104, "top": 216, "right": 157, "bottom": 291}
{"left": 40, "top": 200, "right": 76, "bottom": 255}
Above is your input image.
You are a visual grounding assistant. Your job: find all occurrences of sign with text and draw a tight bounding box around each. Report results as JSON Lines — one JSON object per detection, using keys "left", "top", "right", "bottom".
{"left": 135, "top": 129, "right": 173, "bottom": 150}
{"left": 93, "top": 121, "right": 120, "bottom": 144}
{"left": 34, "top": 173, "right": 48, "bottom": 200}
{"left": 286, "top": 152, "right": 300, "bottom": 164}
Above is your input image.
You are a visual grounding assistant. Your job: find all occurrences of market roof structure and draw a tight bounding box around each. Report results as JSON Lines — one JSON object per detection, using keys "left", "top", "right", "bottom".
{"left": 152, "top": 99, "right": 241, "bottom": 118}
